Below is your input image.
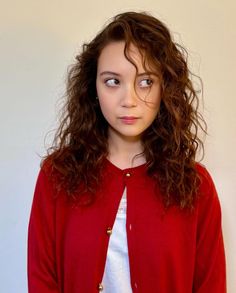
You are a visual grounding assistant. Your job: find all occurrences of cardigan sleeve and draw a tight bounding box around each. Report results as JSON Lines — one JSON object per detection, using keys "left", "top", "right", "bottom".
{"left": 28, "top": 168, "right": 60, "bottom": 293}
{"left": 193, "top": 166, "right": 226, "bottom": 292}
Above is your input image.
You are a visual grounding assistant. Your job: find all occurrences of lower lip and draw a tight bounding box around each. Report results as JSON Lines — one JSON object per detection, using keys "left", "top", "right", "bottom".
{"left": 120, "top": 118, "right": 138, "bottom": 125}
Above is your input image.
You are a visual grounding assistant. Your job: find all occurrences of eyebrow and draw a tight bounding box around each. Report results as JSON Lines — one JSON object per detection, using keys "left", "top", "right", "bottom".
{"left": 99, "top": 71, "right": 158, "bottom": 77}
{"left": 100, "top": 71, "right": 121, "bottom": 77}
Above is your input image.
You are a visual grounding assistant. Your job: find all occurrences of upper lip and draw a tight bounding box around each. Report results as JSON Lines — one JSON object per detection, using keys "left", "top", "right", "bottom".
{"left": 119, "top": 116, "right": 139, "bottom": 119}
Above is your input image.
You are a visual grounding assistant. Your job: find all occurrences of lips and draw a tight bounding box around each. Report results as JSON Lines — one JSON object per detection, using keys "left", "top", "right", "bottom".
{"left": 119, "top": 116, "right": 139, "bottom": 124}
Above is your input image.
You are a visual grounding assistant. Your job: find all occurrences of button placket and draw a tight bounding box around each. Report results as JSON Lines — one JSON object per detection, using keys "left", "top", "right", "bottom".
{"left": 124, "top": 169, "right": 137, "bottom": 292}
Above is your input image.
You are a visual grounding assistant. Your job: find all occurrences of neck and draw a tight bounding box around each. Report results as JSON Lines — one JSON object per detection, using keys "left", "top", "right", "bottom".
{"left": 107, "top": 129, "right": 146, "bottom": 169}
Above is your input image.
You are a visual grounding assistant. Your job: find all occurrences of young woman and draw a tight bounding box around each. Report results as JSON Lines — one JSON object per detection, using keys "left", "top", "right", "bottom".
{"left": 28, "top": 11, "right": 226, "bottom": 292}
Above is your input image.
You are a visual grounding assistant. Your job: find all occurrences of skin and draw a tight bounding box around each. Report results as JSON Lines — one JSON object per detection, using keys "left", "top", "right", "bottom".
{"left": 96, "top": 41, "right": 162, "bottom": 168}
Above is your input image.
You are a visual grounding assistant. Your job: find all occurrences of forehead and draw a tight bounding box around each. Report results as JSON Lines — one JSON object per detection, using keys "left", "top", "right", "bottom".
{"left": 97, "top": 41, "right": 153, "bottom": 73}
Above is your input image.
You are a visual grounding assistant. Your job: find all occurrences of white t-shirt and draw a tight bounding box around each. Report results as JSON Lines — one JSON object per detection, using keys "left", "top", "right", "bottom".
{"left": 102, "top": 187, "right": 133, "bottom": 292}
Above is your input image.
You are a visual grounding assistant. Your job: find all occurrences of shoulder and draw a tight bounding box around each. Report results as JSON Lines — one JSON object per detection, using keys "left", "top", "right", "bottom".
{"left": 195, "top": 162, "right": 217, "bottom": 196}
{"left": 39, "top": 156, "right": 61, "bottom": 186}
{"left": 40, "top": 156, "right": 54, "bottom": 176}
{"left": 194, "top": 162, "right": 222, "bottom": 221}
{"left": 34, "top": 158, "right": 61, "bottom": 202}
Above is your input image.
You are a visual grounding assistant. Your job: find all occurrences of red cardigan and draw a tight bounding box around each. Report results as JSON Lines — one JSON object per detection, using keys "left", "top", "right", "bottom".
{"left": 28, "top": 159, "right": 226, "bottom": 292}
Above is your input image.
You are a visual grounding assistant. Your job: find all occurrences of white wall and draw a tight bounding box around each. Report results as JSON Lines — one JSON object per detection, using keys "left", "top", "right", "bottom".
{"left": 0, "top": 0, "right": 235, "bottom": 292}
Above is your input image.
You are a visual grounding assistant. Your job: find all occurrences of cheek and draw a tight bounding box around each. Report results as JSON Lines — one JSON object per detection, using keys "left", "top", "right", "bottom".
{"left": 97, "top": 88, "right": 119, "bottom": 114}
{"left": 144, "top": 96, "right": 161, "bottom": 122}
{"left": 98, "top": 96, "right": 115, "bottom": 110}
{"left": 144, "top": 85, "right": 161, "bottom": 104}
{"left": 153, "top": 87, "right": 162, "bottom": 103}
{"left": 97, "top": 97, "right": 116, "bottom": 123}
{"left": 145, "top": 92, "right": 161, "bottom": 112}
{"left": 148, "top": 106, "right": 160, "bottom": 120}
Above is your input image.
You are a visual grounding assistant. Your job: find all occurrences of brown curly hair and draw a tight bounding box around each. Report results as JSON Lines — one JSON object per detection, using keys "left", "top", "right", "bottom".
{"left": 44, "top": 11, "right": 206, "bottom": 209}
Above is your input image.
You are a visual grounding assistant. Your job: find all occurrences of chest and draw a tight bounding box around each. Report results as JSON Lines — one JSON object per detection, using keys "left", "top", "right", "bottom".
{"left": 56, "top": 178, "right": 197, "bottom": 265}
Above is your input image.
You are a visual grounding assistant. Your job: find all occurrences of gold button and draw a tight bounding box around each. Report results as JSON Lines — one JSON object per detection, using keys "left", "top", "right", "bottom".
{"left": 98, "top": 283, "right": 103, "bottom": 291}
{"left": 125, "top": 172, "right": 131, "bottom": 177}
{"left": 106, "top": 227, "right": 112, "bottom": 235}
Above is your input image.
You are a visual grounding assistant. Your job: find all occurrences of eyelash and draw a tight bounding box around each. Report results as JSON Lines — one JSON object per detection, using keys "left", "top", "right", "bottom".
{"left": 139, "top": 79, "right": 153, "bottom": 87}
{"left": 104, "top": 78, "right": 153, "bottom": 88}
{"left": 104, "top": 78, "right": 120, "bottom": 87}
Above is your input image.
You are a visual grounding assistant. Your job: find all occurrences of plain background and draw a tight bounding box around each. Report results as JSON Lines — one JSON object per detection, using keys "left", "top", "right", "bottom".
{"left": 0, "top": 0, "right": 235, "bottom": 292}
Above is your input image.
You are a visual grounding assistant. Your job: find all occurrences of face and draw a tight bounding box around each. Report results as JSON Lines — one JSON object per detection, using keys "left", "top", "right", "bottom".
{"left": 96, "top": 41, "right": 161, "bottom": 143}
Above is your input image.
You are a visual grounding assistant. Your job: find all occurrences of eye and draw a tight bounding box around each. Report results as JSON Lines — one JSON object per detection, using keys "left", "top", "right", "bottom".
{"left": 104, "top": 78, "right": 120, "bottom": 87}
{"left": 139, "top": 78, "right": 153, "bottom": 88}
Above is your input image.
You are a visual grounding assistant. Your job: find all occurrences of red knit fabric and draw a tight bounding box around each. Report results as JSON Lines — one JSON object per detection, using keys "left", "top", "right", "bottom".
{"left": 28, "top": 160, "right": 226, "bottom": 292}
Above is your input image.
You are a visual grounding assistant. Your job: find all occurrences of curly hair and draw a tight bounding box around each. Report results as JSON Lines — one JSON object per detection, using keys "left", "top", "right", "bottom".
{"left": 44, "top": 11, "right": 206, "bottom": 209}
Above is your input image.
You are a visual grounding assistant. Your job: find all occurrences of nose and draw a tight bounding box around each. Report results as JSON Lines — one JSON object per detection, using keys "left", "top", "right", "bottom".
{"left": 121, "top": 85, "right": 138, "bottom": 108}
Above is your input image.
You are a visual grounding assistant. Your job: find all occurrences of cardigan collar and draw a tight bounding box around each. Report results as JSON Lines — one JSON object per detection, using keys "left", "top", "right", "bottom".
{"left": 104, "top": 158, "right": 147, "bottom": 178}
